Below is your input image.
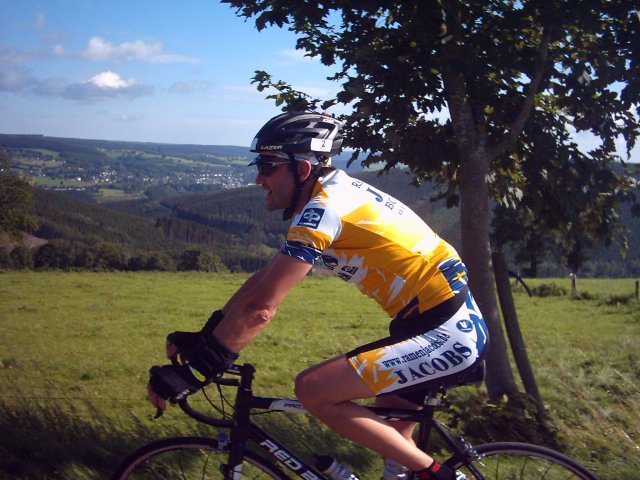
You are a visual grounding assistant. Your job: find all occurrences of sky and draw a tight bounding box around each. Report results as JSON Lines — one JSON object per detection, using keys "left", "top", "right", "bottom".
{"left": 0, "top": 0, "right": 340, "bottom": 147}
{"left": 0, "top": 0, "right": 638, "bottom": 161}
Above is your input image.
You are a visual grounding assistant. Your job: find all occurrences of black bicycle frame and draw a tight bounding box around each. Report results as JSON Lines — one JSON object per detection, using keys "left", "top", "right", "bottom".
{"left": 217, "top": 364, "right": 326, "bottom": 479}
{"left": 180, "top": 363, "right": 484, "bottom": 480}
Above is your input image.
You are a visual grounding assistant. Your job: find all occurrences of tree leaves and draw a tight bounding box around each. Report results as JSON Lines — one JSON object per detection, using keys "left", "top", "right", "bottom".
{"left": 227, "top": 0, "right": 640, "bottom": 274}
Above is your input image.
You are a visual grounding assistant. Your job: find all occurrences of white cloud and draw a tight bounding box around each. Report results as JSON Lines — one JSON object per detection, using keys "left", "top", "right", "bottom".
{"left": 291, "top": 83, "right": 333, "bottom": 99}
{"left": 273, "top": 48, "right": 320, "bottom": 67}
{"left": 59, "top": 71, "right": 153, "bottom": 101}
{"left": 34, "top": 12, "right": 46, "bottom": 30}
{"left": 0, "top": 44, "right": 26, "bottom": 64}
{"left": 31, "top": 12, "right": 69, "bottom": 44}
{"left": 114, "top": 113, "right": 144, "bottom": 122}
{"left": 169, "top": 80, "right": 216, "bottom": 94}
{"left": 0, "top": 44, "right": 154, "bottom": 101}
{"left": 88, "top": 71, "right": 133, "bottom": 89}
{"left": 281, "top": 48, "right": 314, "bottom": 63}
{"left": 81, "top": 36, "right": 197, "bottom": 64}
{"left": 0, "top": 65, "right": 31, "bottom": 91}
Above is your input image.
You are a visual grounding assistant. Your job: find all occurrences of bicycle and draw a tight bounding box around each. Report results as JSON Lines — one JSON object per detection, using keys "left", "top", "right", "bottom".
{"left": 112, "top": 362, "right": 599, "bottom": 479}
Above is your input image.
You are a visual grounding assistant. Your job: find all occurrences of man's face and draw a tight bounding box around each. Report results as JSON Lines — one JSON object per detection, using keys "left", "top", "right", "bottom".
{"left": 254, "top": 156, "right": 295, "bottom": 212}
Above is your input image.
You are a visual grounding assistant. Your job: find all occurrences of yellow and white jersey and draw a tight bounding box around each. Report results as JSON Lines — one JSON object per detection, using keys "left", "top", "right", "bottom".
{"left": 283, "top": 170, "right": 468, "bottom": 318}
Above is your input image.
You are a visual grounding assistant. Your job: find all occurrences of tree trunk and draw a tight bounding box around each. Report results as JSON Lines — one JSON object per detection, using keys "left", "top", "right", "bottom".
{"left": 439, "top": 33, "right": 519, "bottom": 400}
{"left": 492, "top": 251, "right": 544, "bottom": 416}
{"left": 458, "top": 150, "right": 519, "bottom": 401}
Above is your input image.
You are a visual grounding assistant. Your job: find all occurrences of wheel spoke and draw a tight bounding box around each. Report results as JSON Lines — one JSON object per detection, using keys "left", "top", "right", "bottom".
{"left": 450, "top": 442, "right": 597, "bottom": 480}
{"left": 112, "top": 437, "right": 285, "bottom": 480}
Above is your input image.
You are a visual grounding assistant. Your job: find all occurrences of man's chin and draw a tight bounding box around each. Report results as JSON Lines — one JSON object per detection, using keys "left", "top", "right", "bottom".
{"left": 265, "top": 200, "right": 279, "bottom": 212}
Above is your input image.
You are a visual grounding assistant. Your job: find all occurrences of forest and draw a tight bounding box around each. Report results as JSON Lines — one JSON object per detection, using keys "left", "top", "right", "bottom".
{"left": 1, "top": 162, "right": 639, "bottom": 277}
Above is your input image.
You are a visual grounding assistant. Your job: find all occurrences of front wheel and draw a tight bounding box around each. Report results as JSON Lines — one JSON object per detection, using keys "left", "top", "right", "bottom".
{"left": 111, "top": 436, "right": 288, "bottom": 479}
{"left": 448, "top": 441, "right": 598, "bottom": 480}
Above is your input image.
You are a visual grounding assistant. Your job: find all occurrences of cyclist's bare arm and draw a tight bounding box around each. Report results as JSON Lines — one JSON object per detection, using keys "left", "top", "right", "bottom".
{"left": 221, "top": 254, "right": 280, "bottom": 313}
{"left": 213, "top": 252, "right": 312, "bottom": 353}
{"left": 165, "top": 254, "right": 301, "bottom": 359}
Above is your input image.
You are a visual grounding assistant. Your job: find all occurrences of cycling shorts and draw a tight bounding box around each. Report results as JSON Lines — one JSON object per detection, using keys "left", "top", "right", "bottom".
{"left": 346, "top": 290, "right": 489, "bottom": 403}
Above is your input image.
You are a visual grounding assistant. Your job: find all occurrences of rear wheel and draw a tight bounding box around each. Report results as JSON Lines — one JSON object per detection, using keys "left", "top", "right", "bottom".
{"left": 448, "top": 442, "right": 598, "bottom": 480}
{"left": 112, "top": 436, "right": 287, "bottom": 479}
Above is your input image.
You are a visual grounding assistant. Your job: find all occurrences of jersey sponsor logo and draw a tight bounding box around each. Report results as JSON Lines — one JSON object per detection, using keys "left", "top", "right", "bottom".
{"left": 393, "top": 341, "right": 474, "bottom": 385}
{"left": 338, "top": 265, "right": 359, "bottom": 282}
{"left": 320, "top": 255, "right": 338, "bottom": 270}
{"left": 298, "top": 208, "right": 325, "bottom": 229}
{"left": 456, "top": 319, "right": 474, "bottom": 332}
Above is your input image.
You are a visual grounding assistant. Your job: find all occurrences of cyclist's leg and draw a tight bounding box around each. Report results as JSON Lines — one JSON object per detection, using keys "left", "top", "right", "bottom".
{"left": 294, "top": 355, "right": 435, "bottom": 471}
{"left": 374, "top": 393, "right": 420, "bottom": 445}
{"left": 296, "top": 292, "right": 488, "bottom": 471}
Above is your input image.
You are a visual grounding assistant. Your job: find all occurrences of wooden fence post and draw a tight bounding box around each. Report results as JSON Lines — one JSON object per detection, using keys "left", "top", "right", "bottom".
{"left": 492, "top": 251, "right": 545, "bottom": 417}
{"left": 635, "top": 280, "right": 639, "bottom": 301}
{"left": 570, "top": 273, "right": 577, "bottom": 297}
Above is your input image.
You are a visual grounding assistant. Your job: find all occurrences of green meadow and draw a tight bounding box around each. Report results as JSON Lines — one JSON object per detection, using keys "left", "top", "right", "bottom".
{"left": 0, "top": 272, "right": 638, "bottom": 479}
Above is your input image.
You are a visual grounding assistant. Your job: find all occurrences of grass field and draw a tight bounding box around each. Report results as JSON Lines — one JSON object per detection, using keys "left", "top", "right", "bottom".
{"left": 0, "top": 272, "right": 638, "bottom": 479}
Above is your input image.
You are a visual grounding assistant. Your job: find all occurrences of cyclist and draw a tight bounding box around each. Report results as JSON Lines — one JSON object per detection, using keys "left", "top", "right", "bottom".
{"left": 148, "top": 111, "right": 489, "bottom": 480}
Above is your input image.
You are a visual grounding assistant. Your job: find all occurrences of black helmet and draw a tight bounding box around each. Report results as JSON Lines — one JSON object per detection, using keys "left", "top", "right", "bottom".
{"left": 250, "top": 111, "right": 344, "bottom": 157}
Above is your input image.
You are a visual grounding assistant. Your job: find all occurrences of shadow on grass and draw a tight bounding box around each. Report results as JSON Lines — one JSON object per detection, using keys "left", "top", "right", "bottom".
{"left": 0, "top": 399, "right": 160, "bottom": 480}
{"left": 0, "top": 397, "right": 379, "bottom": 479}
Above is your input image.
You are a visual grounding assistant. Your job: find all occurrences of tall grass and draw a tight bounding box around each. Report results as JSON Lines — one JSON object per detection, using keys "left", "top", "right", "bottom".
{"left": 0, "top": 271, "right": 638, "bottom": 479}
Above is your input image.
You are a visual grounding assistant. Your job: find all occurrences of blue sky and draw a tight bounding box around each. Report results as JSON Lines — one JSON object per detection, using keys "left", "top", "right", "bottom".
{"left": 0, "top": 0, "right": 637, "bottom": 161}
{"left": 0, "top": 0, "right": 339, "bottom": 147}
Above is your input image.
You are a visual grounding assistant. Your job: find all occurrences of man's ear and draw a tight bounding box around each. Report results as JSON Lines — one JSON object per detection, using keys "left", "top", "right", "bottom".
{"left": 297, "top": 160, "right": 313, "bottom": 181}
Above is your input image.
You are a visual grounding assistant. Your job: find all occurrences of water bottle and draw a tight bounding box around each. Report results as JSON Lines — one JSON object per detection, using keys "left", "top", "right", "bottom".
{"left": 382, "top": 458, "right": 409, "bottom": 479}
{"left": 316, "top": 455, "right": 360, "bottom": 480}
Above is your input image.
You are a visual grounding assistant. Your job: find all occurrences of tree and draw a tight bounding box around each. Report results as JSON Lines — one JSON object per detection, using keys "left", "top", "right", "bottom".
{"left": 179, "top": 249, "right": 202, "bottom": 271}
{"left": 34, "top": 242, "right": 67, "bottom": 270}
{"left": 491, "top": 137, "right": 640, "bottom": 276}
{"left": 223, "top": 0, "right": 640, "bottom": 401}
{"left": 96, "top": 242, "right": 127, "bottom": 270}
{"left": 7, "top": 245, "right": 33, "bottom": 269}
{"left": 0, "top": 148, "right": 38, "bottom": 239}
{"left": 179, "top": 249, "right": 227, "bottom": 272}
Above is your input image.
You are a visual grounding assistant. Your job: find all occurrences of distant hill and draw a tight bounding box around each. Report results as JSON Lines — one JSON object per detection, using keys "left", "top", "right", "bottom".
{"left": 0, "top": 133, "right": 368, "bottom": 203}
{"left": 2, "top": 134, "right": 638, "bottom": 276}
{"left": 1, "top": 168, "right": 460, "bottom": 272}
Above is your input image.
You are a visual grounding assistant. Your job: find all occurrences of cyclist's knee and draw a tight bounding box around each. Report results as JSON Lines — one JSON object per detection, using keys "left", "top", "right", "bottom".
{"left": 294, "top": 370, "right": 313, "bottom": 404}
{"left": 294, "top": 369, "right": 325, "bottom": 412}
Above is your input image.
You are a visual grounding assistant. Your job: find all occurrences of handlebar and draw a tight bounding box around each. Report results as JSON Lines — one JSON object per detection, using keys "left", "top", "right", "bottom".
{"left": 179, "top": 367, "right": 241, "bottom": 428}
{"left": 156, "top": 362, "right": 244, "bottom": 428}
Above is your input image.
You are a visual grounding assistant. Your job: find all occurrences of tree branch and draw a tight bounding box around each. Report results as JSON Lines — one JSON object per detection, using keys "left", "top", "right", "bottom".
{"left": 487, "top": 27, "right": 552, "bottom": 162}
{"left": 439, "top": 0, "right": 478, "bottom": 154}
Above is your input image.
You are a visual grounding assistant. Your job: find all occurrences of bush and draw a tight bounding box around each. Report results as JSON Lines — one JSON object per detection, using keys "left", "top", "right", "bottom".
{"left": 601, "top": 293, "right": 636, "bottom": 306}
{"left": 531, "top": 283, "right": 568, "bottom": 297}
{"left": 7, "top": 245, "right": 33, "bottom": 269}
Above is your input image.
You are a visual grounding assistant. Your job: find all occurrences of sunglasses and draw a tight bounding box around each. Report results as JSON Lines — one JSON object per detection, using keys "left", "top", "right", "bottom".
{"left": 255, "top": 159, "right": 289, "bottom": 176}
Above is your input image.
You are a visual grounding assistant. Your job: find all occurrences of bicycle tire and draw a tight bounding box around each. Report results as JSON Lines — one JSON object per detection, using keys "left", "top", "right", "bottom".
{"left": 111, "top": 436, "right": 289, "bottom": 480}
{"left": 447, "top": 441, "right": 598, "bottom": 480}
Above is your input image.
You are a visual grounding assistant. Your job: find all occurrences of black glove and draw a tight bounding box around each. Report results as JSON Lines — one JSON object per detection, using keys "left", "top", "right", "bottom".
{"left": 188, "top": 334, "right": 239, "bottom": 379}
{"left": 201, "top": 309, "right": 225, "bottom": 336}
{"left": 166, "top": 309, "right": 239, "bottom": 380}
{"left": 149, "top": 364, "right": 206, "bottom": 402}
{"left": 167, "top": 310, "right": 225, "bottom": 361}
